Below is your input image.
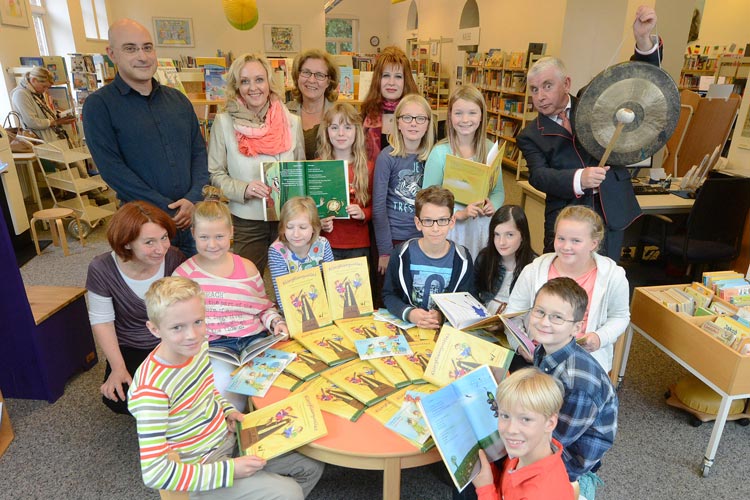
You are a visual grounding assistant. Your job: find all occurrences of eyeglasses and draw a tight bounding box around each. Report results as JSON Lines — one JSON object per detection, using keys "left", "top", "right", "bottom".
{"left": 398, "top": 115, "right": 430, "bottom": 124}
{"left": 120, "top": 44, "right": 155, "bottom": 55}
{"left": 418, "top": 217, "right": 452, "bottom": 227}
{"left": 299, "top": 69, "right": 329, "bottom": 82}
{"left": 530, "top": 307, "right": 579, "bottom": 326}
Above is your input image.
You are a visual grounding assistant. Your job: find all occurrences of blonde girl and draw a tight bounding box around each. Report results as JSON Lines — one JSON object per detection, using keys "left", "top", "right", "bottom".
{"left": 317, "top": 102, "right": 375, "bottom": 260}
{"left": 173, "top": 186, "right": 288, "bottom": 410}
{"left": 423, "top": 85, "right": 505, "bottom": 258}
{"left": 372, "top": 94, "right": 435, "bottom": 274}
{"left": 505, "top": 206, "right": 630, "bottom": 371}
{"left": 268, "top": 196, "right": 334, "bottom": 308}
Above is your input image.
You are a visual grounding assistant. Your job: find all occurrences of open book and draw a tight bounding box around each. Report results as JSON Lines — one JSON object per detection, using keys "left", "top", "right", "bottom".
{"left": 442, "top": 141, "right": 505, "bottom": 206}
{"left": 500, "top": 310, "right": 535, "bottom": 358}
{"left": 418, "top": 365, "right": 505, "bottom": 492}
{"left": 237, "top": 392, "right": 327, "bottom": 460}
{"left": 261, "top": 160, "right": 350, "bottom": 221}
{"left": 208, "top": 334, "right": 282, "bottom": 367}
{"left": 431, "top": 292, "right": 503, "bottom": 331}
{"left": 225, "top": 348, "right": 296, "bottom": 397}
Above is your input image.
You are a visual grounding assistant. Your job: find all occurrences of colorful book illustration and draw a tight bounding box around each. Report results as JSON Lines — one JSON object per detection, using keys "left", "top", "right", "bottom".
{"left": 204, "top": 64, "right": 227, "bottom": 100}
{"left": 431, "top": 292, "right": 504, "bottom": 331}
{"left": 354, "top": 335, "right": 412, "bottom": 360}
{"left": 367, "top": 356, "right": 412, "bottom": 389}
{"left": 418, "top": 366, "right": 505, "bottom": 492}
{"left": 323, "top": 257, "right": 374, "bottom": 319}
{"left": 261, "top": 160, "right": 350, "bottom": 221}
{"left": 374, "top": 308, "right": 416, "bottom": 330}
{"left": 276, "top": 267, "right": 332, "bottom": 337}
{"left": 365, "top": 399, "right": 400, "bottom": 425}
{"left": 237, "top": 392, "right": 327, "bottom": 460}
{"left": 500, "top": 310, "right": 535, "bottom": 358}
{"left": 442, "top": 150, "right": 504, "bottom": 206}
{"left": 156, "top": 58, "right": 186, "bottom": 94}
{"left": 225, "top": 348, "right": 296, "bottom": 397}
{"left": 338, "top": 66, "right": 354, "bottom": 98}
{"left": 335, "top": 316, "right": 381, "bottom": 342}
{"left": 304, "top": 374, "right": 366, "bottom": 422}
{"left": 394, "top": 340, "right": 435, "bottom": 384}
{"left": 278, "top": 340, "right": 329, "bottom": 381}
{"left": 424, "top": 325, "right": 513, "bottom": 387}
{"left": 373, "top": 319, "right": 416, "bottom": 341}
{"left": 385, "top": 391, "right": 435, "bottom": 452}
{"left": 295, "top": 325, "right": 358, "bottom": 366}
{"left": 208, "top": 334, "right": 282, "bottom": 367}
{"left": 321, "top": 359, "right": 397, "bottom": 406}
{"left": 385, "top": 383, "right": 440, "bottom": 407}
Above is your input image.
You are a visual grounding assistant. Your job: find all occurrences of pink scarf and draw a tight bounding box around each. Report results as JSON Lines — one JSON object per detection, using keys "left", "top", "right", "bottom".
{"left": 232, "top": 98, "right": 292, "bottom": 157}
{"left": 363, "top": 99, "right": 400, "bottom": 161}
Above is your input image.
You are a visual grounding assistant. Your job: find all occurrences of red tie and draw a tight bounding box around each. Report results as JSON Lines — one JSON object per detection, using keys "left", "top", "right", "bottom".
{"left": 558, "top": 110, "right": 572, "bottom": 134}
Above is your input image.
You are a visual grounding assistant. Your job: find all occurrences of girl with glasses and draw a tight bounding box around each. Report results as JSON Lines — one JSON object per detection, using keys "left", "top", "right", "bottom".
{"left": 288, "top": 49, "right": 340, "bottom": 160}
{"left": 372, "top": 94, "right": 435, "bottom": 276}
{"left": 423, "top": 85, "right": 505, "bottom": 258}
{"left": 504, "top": 206, "right": 630, "bottom": 372}
{"left": 316, "top": 102, "right": 374, "bottom": 261}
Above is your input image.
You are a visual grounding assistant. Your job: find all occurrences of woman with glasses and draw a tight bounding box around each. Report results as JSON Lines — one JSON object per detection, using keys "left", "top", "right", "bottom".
{"left": 504, "top": 205, "right": 630, "bottom": 372}
{"left": 10, "top": 67, "right": 76, "bottom": 144}
{"left": 287, "top": 49, "right": 340, "bottom": 160}
{"left": 208, "top": 53, "right": 305, "bottom": 275}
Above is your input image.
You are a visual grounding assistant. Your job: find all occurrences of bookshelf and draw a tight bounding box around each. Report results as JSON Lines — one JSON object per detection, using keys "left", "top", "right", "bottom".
{"left": 716, "top": 55, "right": 750, "bottom": 95}
{"left": 407, "top": 38, "right": 451, "bottom": 111}
{"left": 679, "top": 54, "right": 719, "bottom": 91}
{"left": 457, "top": 51, "right": 540, "bottom": 177}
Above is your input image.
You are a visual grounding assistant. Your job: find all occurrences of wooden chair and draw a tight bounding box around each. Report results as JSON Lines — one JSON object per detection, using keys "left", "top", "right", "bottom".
{"left": 158, "top": 451, "right": 189, "bottom": 500}
{"left": 29, "top": 207, "right": 85, "bottom": 256}
{"left": 609, "top": 334, "right": 627, "bottom": 388}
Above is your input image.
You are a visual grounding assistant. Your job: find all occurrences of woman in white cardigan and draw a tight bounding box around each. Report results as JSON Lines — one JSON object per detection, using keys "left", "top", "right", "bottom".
{"left": 208, "top": 53, "right": 305, "bottom": 274}
{"left": 505, "top": 205, "right": 630, "bottom": 372}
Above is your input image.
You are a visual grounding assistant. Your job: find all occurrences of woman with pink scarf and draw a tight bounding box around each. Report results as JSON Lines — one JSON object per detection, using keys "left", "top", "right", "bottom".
{"left": 209, "top": 53, "right": 305, "bottom": 274}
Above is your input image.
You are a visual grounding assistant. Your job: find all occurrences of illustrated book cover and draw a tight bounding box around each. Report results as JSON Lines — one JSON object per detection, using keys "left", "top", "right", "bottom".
{"left": 323, "top": 257, "right": 374, "bottom": 320}
{"left": 321, "top": 359, "right": 397, "bottom": 406}
{"left": 394, "top": 340, "right": 436, "bottom": 384}
{"left": 295, "top": 325, "right": 358, "bottom": 366}
{"left": 276, "top": 267, "right": 332, "bottom": 337}
{"left": 225, "top": 348, "right": 296, "bottom": 397}
{"left": 354, "top": 335, "right": 412, "bottom": 360}
{"left": 303, "top": 374, "right": 366, "bottom": 422}
{"left": 277, "top": 340, "right": 329, "bottom": 381}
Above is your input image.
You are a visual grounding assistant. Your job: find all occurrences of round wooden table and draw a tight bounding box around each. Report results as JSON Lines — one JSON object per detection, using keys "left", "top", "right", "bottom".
{"left": 254, "top": 385, "right": 441, "bottom": 500}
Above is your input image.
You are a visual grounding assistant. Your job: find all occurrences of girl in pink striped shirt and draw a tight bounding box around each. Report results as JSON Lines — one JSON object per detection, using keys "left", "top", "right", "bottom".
{"left": 174, "top": 186, "right": 288, "bottom": 409}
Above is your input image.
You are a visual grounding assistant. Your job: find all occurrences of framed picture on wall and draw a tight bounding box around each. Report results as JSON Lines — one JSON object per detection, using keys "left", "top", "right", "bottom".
{"left": 152, "top": 17, "right": 195, "bottom": 47}
{"left": 0, "top": 0, "right": 30, "bottom": 27}
{"left": 263, "top": 25, "right": 301, "bottom": 54}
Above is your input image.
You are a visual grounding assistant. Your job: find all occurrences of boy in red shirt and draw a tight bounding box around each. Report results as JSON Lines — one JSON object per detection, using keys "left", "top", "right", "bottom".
{"left": 472, "top": 367, "right": 574, "bottom": 500}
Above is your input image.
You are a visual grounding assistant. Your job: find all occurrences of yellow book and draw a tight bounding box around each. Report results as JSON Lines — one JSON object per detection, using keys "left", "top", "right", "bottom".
{"left": 443, "top": 154, "right": 497, "bottom": 206}
{"left": 368, "top": 356, "right": 412, "bottom": 388}
{"left": 335, "top": 316, "right": 380, "bottom": 342}
{"left": 394, "top": 340, "right": 436, "bottom": 383}
{"left": 321, "top": 359, "right": 397, "bottom": 406}
{"left": 385, "top": 383, "right": 440, "bottom": 407}
{"left": 365, "top": 399, "right": 400, "bottom": 425}
{"left": 322, "top": 257, "right": 374, "bottom": 319}
{"left": 374, "top": 320, "right": 417, "bottom": 341}
{"left": 303, "top": 374, "right": 366, "bottom": 421}
{"left": 278, "top": 341, "right": 329, "bottom": 381}
{"left": 271, "top": 372, "right": 303, "bottom": 391}
{"left": 295, "top": 325, "right": 358, "bottom": 366}
{"left": 237, "top": 392, "right": 327, "bottom": 459}
{"left": 276, "top": 267, "right": 332, "bottom": 337}
{"left": 423, "top": 325, "right": 513, "bottom": 387}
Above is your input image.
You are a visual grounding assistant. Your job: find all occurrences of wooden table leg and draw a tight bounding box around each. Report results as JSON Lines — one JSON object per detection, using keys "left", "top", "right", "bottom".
{"left": 382, "top": 457, "right": 402, "bottom": 500}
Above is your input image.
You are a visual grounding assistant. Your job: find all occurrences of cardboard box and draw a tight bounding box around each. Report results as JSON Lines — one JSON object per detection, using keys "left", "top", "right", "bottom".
{"left": 631, "top": 285, "right": 750, "bottom": 395}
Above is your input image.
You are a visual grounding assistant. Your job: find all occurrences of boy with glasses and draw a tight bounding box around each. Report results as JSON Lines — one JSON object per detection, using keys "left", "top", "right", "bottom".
{"left": 528, "top": 276, "right": 617, "bottom": 499}
{"left": 382, "top": 186, "right": 475, "bottom": 329}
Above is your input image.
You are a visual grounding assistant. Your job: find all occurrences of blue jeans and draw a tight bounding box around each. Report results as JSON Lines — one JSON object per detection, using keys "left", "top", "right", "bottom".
{"left": 209, "top": 331, "right": 271, "bottom": 352}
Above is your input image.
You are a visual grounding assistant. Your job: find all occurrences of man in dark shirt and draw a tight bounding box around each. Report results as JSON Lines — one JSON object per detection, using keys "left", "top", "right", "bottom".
{"left": 83, "top": 19, "right": 208, "bottom": 256}
{"left": 517, "top": 6, "right": 661, "bottom": 260}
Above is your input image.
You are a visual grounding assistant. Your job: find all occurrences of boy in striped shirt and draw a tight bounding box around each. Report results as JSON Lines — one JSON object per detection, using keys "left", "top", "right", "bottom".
{"left": 128, "top": 276, "right": 323, "bottom": 499}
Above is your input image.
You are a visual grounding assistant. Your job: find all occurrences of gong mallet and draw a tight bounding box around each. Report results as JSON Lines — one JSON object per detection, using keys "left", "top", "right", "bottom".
{"left": 597, "top": 108, "right": 635, "bottom": 167}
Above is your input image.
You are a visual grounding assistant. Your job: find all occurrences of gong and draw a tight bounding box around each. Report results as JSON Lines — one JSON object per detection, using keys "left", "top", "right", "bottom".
{"left": 574, "top": 61, "right": 680, "bottom": 165}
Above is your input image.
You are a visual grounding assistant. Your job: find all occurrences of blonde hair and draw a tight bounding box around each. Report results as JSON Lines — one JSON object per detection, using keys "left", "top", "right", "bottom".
{"left": 444, "top": 85, "right": 488, "bottom": 162}
{"left": 145, "top": 276, "right": 204, "bottom": 327}
{"left": 317, "top": 102, "right": 370, "bottom": 206}
{"left": 389, "top": 94, "right": 434, "bottom": 161}
{"left": 496, "top": 367, "right": 564, "bottom": 419}
{"left": 292, "top": 49, "right": 339, "bottom": 103}
{"left": 192, "top": 186, "right": 232, "bottom": 227}
{"left": 225, "top": 53, "right": 280, "bottom": 104}
{"left": 25, "top": 66, "right": 54, "bottom": 84}
{"left": 278, "top": 197, "right": 322, "bottom": 245}
{"left": 554, "top": 205, "right": 604, "bottom": 250}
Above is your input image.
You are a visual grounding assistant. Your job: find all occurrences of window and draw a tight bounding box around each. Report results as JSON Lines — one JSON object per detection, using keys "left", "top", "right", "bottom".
{"left": 80, "top": 0, "right": 108, "bottom": 41}
{"left": 29, "top": 0, "right": 49, "bottom": 56}
{"left": 325, "top": 17, "right": 358, "bottom": 55}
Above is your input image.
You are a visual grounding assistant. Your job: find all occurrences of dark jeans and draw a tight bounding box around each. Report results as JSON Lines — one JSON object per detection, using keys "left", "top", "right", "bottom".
{"left": 172, "top": 226, "right": 196, "bottom": 258}
{"left": 232, "top": 216, "right": 278, "bottom": 275}
{"left": 331, "top": 247, "right": 370, "bottom": 261}
{"left": 101, "top": 344, "right": 154, "bottom": 416}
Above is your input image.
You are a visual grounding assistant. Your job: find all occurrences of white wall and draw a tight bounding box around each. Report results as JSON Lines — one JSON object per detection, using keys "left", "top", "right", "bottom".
{"left": 697, "top": 0, "right": 750, "bottom": 48}
{"left": 327, "top": 0, "right": 392, "bottom": 52}
{"left": 0, "top": 0, "right": 40, "bottom": 118}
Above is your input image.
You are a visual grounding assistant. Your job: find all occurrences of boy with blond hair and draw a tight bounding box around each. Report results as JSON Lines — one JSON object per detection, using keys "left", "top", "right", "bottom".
{"left": 472, "top": 367, "right": 574, "bottom": 500}
{"left": 128, "top": 276, "right": 323, "bottom": 499}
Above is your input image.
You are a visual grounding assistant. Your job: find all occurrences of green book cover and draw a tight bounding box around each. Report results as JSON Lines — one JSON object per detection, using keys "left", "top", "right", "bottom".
{"left": 261, "top": 160, "right": 350, "bottom": 221}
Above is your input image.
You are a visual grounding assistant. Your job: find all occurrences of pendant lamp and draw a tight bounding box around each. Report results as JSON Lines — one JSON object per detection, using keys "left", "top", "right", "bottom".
{"left": 223, "top": 0, "right": 259, "bottom": 30}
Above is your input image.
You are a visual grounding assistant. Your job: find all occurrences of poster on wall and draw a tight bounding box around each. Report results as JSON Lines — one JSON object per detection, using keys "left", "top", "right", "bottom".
{"left": 0, "top": 0, "right": 30, "bottom": 27}
{"left": 153, "top": 17, "right": 194, "bottom": 47}
{"left": 263, "top": 25, "right": 301, "bottom": 54}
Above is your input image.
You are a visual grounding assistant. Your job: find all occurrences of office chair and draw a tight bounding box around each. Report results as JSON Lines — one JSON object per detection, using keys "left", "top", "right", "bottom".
{"left": 640, "top": 176, "right": 750, "bottom": 279}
